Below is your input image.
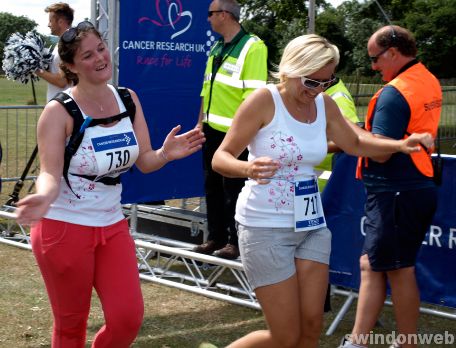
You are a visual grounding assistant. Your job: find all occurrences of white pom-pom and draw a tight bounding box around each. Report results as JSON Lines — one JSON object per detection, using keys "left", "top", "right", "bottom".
{"left": 2, "top": 30, "right": 53, "bottom": 84}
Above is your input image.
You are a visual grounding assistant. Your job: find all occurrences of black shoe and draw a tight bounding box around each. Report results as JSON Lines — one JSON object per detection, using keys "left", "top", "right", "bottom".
{"left": 213, "top": 244, "right": 240, "bottom": 260}
{"left": 193, "top": 240, "right": 223, "bottom": 255}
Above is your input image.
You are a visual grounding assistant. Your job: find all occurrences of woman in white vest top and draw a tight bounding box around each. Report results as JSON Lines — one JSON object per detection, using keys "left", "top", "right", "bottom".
{"left": 212, "top": 34, "right": 434, "bottom": 348}
{"left": 15, "top": 22, "right": 205, "bottom": 347}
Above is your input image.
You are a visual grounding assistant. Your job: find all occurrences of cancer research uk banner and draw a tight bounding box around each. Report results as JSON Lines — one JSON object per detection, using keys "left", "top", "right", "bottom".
{"left": 322, "top": 154, "right": 456, "bottom": 308}
{"left": 119, "top": 0, "right": 213, "bottom": 203}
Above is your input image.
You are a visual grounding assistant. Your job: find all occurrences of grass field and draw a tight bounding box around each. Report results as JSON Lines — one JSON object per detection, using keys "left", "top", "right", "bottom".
{"left": 1, "top": 243, "right": 455, "bottom": 348}
{"left": 0, "top": 77, "right": 45, "bottom": 202}
{"left": 0, "top": 77, "right": 47, "bottom": 106}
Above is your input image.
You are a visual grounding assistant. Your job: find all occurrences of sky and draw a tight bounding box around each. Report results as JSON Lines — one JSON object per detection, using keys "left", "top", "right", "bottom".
{"left": 3, "top": 0, "right": 347, "bottom": 36}
{"left": 3, "top": 0, "right": 91, "bottom": 36}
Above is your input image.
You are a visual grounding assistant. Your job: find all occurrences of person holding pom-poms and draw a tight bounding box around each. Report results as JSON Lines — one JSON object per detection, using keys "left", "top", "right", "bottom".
{"left": 2, "top": 30, "right": 53, "bottom": 85}
{"left": 35, "top": 2, "right": 74, "bottom": 101}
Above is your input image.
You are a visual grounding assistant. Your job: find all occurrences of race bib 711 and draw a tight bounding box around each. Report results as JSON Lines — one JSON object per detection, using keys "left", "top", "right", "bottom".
{"left": 294, "top": 177, "right": 326, "bottom": 232}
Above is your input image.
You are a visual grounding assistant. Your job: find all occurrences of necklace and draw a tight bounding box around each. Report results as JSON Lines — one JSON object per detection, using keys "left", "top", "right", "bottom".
{"left": 76, "top": 88, "right": 105, "bottom": 112}
{"left": 291, "top": 99, "right": 314, "bottom": 124}
{"left": 94, "top": 100, "right": 104, "bottom": 112}
{"left": 86, "top": 97, "right": 104, "bottom": 112}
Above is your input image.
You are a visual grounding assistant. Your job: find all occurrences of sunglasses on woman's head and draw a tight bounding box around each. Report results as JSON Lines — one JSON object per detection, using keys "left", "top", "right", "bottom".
{"left": 61, "top": 21, "right": 95, "bottom": 43}
{"left": 300, "top": 75, "right": 336, "bottom": 90}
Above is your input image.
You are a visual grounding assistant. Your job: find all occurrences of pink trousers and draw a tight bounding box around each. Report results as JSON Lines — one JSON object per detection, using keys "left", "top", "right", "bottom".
{"left": 31, "top": 218, "right": 144, "bottom": 348}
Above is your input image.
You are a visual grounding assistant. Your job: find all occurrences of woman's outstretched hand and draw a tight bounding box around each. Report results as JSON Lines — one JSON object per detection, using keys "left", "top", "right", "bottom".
{"left": 162, "top": 125, "right": 205, "bottom": 161}
{"left": 400, "top": 133, "right": 434, "bottom": 154}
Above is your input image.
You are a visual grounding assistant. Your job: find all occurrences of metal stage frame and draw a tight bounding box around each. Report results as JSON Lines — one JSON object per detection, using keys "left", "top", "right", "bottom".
{"left": 0, "top": 205, "right": 260, "bottom": 311}
{"left": 126, "top": 204, "right": 260, "bottom": 310}
{"left": 134, "top": 236, "right": 258, "bottom": 310}
{"left": 3, "top": 205, "right": 455, "bottom": 334}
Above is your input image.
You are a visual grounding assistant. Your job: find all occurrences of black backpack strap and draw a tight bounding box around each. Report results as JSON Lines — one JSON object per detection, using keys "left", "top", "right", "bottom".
{"left": 51, "top": 87, "right": 135, "bottom": 198}
{"left": 90, "top": 112, "right": 130, "bottom": 126}
{"left": 116, "top": 86, "right": 136, "bottom": 123}
{"left": 71, "top": 173, "right": 120, "bottom": 185}
{"left": 53, "top": 92, "right": 85, "bottom": 136}
{"left": 52, "top": 92, "right": 90, "bottom": 199}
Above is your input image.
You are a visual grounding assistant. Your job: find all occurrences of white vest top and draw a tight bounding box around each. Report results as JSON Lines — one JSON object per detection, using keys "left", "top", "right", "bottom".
{"left": 46, "top": 45, "right": 71, "bottom": 102}
{"left": 45, "top": 85, "right": 139, "bottom": 226}
{"left": 235, "top": 84, "right": 328, "bottom": 227}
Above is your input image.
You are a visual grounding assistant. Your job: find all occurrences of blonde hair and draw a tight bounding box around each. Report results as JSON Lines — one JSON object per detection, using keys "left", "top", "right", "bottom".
{"left": 272, "top": 34, "right": 340, "bottom": 82}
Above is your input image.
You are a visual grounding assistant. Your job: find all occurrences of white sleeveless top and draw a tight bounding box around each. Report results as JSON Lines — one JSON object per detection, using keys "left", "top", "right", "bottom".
{"left": 235, "top": 84, "right": 328, "bottom": 227}
{"left": 45, "top": 85, "right": 139, "bottom": 226}
{"left": 46, "top": 45, "right": 71, "bottom": 102}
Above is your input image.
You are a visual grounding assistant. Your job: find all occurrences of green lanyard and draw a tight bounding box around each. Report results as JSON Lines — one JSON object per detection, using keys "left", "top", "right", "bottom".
{"left": 205, "top": 29, "right": 247, "bottom": 116}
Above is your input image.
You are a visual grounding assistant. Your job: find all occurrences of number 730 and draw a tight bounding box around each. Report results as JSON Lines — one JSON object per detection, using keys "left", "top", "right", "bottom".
{"left": 106, "top": 150, "right": 130, "bottom": 170}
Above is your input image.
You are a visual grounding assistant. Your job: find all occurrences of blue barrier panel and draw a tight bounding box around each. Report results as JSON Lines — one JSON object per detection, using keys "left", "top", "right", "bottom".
{"left": 322, "top": 153, "right": 456, "bottom": 308}
{"left": 119, "top": 0, "right": 212, "bottom": 203}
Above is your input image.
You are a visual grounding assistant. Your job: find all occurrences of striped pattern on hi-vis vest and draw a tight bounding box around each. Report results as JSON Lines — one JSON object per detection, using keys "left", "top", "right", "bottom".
{"left": 201, "top": 31, "right": 268, "bottom": 133}
{"left": 325, "top": 79, "right": 359, "bottom": 123}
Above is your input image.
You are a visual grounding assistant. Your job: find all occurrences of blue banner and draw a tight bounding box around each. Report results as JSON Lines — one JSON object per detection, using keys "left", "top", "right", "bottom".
{"left": 322, "top": 153, "right": 456, "bottom": 308}
{"left": 119, "top": 0, "right": 213, "bottom": 203}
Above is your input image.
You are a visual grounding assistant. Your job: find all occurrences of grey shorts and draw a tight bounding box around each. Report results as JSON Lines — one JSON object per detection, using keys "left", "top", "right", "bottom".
{"left": 237, "top": 224, "right": 331, "bottom": 290}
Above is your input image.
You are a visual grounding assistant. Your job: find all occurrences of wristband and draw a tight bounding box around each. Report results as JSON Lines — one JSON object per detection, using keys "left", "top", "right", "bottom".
{"left": 160, "top": 146, "right": 170, "bottom": 162}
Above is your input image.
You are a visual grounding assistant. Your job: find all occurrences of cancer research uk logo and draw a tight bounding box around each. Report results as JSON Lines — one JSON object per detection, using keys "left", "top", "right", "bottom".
{"left": 138, "top": 0, "right": 192, "bottom": 40}
{"left": 122, "top": 0, "right": 215, "bottom": 68}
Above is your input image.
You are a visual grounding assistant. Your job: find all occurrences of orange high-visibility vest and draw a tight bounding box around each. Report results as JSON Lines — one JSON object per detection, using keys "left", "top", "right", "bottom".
{"left": 356, "top": 62, "right": 442, "bottom": 179}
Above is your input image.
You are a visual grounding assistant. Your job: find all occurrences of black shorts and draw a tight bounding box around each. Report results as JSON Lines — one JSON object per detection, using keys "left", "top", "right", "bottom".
{"left": 362, "top": 188, "right": 438, "bottom": 272}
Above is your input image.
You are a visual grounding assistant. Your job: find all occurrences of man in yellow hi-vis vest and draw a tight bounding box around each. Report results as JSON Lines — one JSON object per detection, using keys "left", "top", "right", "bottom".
{"left": 326, "top": 78, "right": 358, "bottom": 122}
{"left": 317, "top": 77, "right": 359, "bottom": 173}
{"left": 194, "top": 0, "right": 268, "bottom": 259}
{"left": 319, "top": 77, "right": 359, "bottom": 314}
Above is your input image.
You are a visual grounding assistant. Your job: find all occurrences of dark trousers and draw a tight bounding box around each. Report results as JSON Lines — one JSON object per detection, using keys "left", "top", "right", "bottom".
{"left": 203, "top": 124, "right": 247, "bottom": 247}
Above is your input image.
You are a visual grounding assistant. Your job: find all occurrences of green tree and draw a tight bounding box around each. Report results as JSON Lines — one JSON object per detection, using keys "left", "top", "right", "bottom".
{"left": 238, "top": 0, "right": 329, "bottom": 68}
{"left": 314, "top": 7, "right": 353, "bottom": 72}
{"left": 340, "top": 0, "right": 385, "bottom": 76}
{"left": 403, "top": 0, "right": 456, "bottom": 78}
{"left": 345, "top": 0, "right": 456, "bottom": 79}
{"left": 0, "top": 12, "right": 38, "bottom": 73}
{"left": 236, "top": 1, "right": 375, "bottom": 74}
{"left": 237, "top": 0, "right": 456, "bottom": 79}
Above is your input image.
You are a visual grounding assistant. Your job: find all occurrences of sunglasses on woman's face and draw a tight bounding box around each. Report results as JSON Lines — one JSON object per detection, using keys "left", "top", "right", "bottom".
{"left": 300, "top": 75, "right": 336, "bottom": 90}
{"left": 61, "top": 21, "right": 95, "bottom": 43}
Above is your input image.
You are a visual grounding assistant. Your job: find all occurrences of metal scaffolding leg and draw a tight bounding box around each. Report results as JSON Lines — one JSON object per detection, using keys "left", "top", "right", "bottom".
{"left": 134, "top": 236, "right": 259, "bottom": 310}
{"left": 326, "top": 288, "right": 456, "bottom": 336}
{"left": 0, "top": 208, "right": 31, "bottom": 249}
{"left": 326, "top": 288, "right": 358, "bottom": 336}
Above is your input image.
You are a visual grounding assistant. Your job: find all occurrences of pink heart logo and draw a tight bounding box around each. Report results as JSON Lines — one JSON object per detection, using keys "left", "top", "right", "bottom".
{"left": 138, "top": 0, "right": 183, "bottom": 27}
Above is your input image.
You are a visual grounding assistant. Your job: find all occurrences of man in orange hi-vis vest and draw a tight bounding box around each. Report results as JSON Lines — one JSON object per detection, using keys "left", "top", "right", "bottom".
{"left": 340, "top": 26, "right": 442, "bottom": 348}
